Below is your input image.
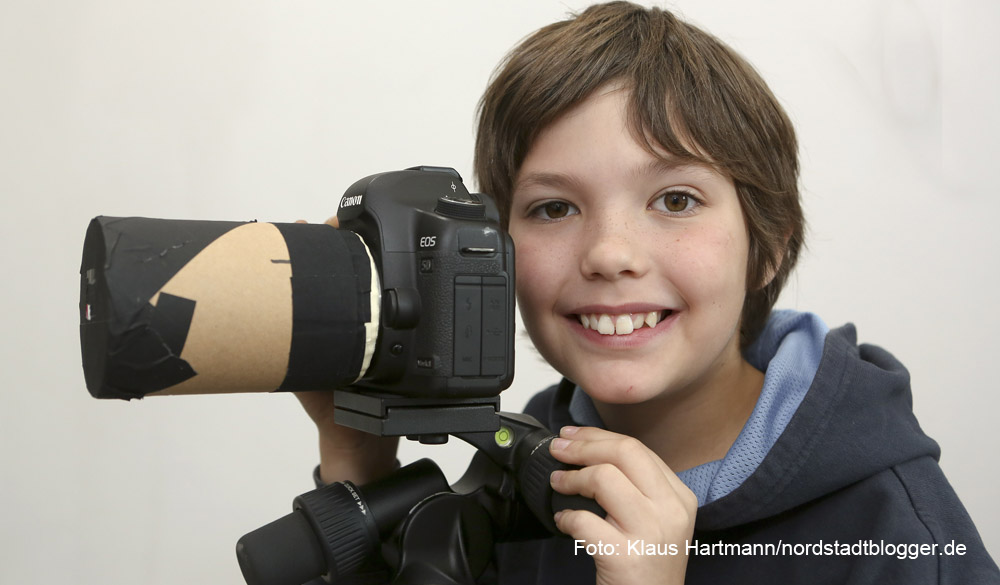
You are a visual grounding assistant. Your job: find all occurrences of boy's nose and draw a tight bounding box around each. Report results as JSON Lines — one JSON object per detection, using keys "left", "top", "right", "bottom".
{"left": 579, "top": 216, "right": 651, "bottom": 281}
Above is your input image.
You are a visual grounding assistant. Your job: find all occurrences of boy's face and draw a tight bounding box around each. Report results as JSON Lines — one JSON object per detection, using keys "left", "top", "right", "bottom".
{"left": 507, "top": 87, "right": 751, "bottom": 407}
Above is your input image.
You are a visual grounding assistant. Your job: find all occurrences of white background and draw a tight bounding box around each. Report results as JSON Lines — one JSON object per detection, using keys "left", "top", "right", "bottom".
{"left": 2, "top": 0, "right": 997, "bottom": 583}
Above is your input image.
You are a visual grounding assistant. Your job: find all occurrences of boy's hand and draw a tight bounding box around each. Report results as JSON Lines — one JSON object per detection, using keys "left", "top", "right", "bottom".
{"left": 548, "top": 426, "right": 696, "bottom": 585}
{"left": 293, "top": 216, "right": 399, "bottom": 486}
{"left": 294, "top": 388, "right": 399, "bottom": 485}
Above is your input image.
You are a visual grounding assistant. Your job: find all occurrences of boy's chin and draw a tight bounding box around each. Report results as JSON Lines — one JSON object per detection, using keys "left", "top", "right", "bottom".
{"left": 576, "top": 373, "right": 668, "bottom": 406}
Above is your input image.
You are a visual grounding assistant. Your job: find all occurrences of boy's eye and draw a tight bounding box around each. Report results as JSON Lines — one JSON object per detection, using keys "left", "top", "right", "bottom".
{"left": 544, "top": 202, "right": 571, "bottom": 218}
{"left": 665, "top": 193, "right": 689, "bottom": 212}
{"left": 651, "top": 190, "right": 699, "bottom": 214}
{"left": 529, "top": 200, "right": 578, "bottom": 220}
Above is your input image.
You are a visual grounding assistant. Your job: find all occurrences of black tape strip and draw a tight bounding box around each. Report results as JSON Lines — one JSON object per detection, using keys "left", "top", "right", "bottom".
{"left": 149, "top": 293, "right": 196, "bottom": 357}
{"left": 81, "top": 217, "right": 237, "bottom": 399}
{"left": 110, "top": 295, "right": 199, "bottom": 393}
{"left": 274, "top": 223, "right": 372, "bottom": 391}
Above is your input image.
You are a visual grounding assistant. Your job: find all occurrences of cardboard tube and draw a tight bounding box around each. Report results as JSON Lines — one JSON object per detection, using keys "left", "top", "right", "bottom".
{"left": 80, "top": 217, "right": 380, "bottom": 399}
{"left": 148, "top": 222, "right": 293, "bottom": 395}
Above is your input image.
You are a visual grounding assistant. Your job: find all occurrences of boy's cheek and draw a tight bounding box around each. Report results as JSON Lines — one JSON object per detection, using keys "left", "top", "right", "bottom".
{"left": 512, "top": 242, "right": 561, "bottom": 298}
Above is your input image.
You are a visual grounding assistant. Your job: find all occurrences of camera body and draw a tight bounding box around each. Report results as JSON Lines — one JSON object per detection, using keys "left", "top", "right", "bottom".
{"left": 331, "top": 167, "right": 516, "bottom": 438}
{"left": 341, "top": 166, "right": 515, "bottom": 396}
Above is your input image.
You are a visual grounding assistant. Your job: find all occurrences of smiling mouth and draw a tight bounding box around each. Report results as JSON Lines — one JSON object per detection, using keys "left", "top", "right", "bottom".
{"left": 573, "top": 310, "right": 672, "bottom": 336}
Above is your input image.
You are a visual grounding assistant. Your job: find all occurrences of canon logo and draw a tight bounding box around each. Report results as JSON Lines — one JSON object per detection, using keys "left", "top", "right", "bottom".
{"left": 340, "top": 195, "right": 363, "bottom": 208}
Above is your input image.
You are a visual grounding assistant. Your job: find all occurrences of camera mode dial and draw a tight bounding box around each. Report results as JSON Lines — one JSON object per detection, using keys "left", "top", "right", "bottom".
{"left": 435, "top": 195, "right": 486, "bottom": 220}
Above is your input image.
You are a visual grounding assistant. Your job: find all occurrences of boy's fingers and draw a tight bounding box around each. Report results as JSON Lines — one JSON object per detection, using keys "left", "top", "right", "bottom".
{"left": 554, "top": 507, "right": 620, "bottom": 543}
{"left": 552, "top": 463, "right": 693, "bottom": 536}
{"left": 293, "top": 218, "right": 339, "bottom": 227}
{"left": 550, "top": 428, "right": 685, "bottom": 499}
{"left": 551, "top": 464, "right": 648, "bottom": 527}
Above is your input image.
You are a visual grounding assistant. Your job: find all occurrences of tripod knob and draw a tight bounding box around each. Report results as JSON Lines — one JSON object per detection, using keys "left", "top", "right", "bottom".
{"left": 517, "top": 436, "right": 607, "bottom": 534}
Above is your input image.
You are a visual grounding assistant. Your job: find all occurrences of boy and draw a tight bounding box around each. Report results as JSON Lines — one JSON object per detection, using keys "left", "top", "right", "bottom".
{"left": 300, "top": 2, "right": 999, "bottom": 583}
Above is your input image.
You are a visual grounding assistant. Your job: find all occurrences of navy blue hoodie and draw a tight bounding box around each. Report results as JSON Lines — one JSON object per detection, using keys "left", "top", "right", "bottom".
{"left": 492, "top": 323, "right": 999, "bottom": 584}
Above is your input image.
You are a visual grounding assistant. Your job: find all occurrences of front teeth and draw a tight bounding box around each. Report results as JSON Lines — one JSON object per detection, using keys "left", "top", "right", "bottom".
{"left": 597, "top": 315, "right": 614, "bottom": 334}
{"left": 579, "top": 311, "right": 665, "bottom": 335}
{"left": 615, "top": 315, "right": 633, "bottom": 335}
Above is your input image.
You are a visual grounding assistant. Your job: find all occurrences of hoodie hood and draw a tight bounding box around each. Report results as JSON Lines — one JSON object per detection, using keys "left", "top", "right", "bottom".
{"left": 694, "top": 322, "right": 940, "bottom": 531}
{"left": 678, "top": 310, "right": 829, "bottom": 506}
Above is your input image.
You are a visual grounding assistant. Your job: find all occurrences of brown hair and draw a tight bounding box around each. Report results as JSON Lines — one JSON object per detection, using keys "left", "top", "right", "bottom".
{"left": 474, "top": 1, "right": 804, "bottom": 347}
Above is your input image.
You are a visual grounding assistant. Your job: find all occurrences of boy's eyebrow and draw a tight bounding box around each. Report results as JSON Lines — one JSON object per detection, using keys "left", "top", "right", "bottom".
{"left": 513, "top": 171, "right": 584, "bottom": 193}
{"left": 515, "top": 158, "right": 709, "bottom": 193}
{"left": 630, "top": 158, "right": 691, "bottom": 181}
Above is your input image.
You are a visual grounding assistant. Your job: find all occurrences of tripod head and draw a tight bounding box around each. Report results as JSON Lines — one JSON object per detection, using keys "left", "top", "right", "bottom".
{"left": 236, "top": 412, "right": 604, "bottom": 585}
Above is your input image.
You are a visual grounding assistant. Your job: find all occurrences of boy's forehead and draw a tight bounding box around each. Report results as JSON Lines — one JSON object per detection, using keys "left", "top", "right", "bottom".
{"left": 518, "top": 83, "right": 715, "bottom": 179}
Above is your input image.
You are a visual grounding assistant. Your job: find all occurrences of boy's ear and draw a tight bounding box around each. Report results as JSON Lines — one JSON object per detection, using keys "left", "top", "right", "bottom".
{"left": 754, "top": 229, "right": 793, "bottom": 291}
{"left": 757, "top": 258, "right": 780, "bottom": 291}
